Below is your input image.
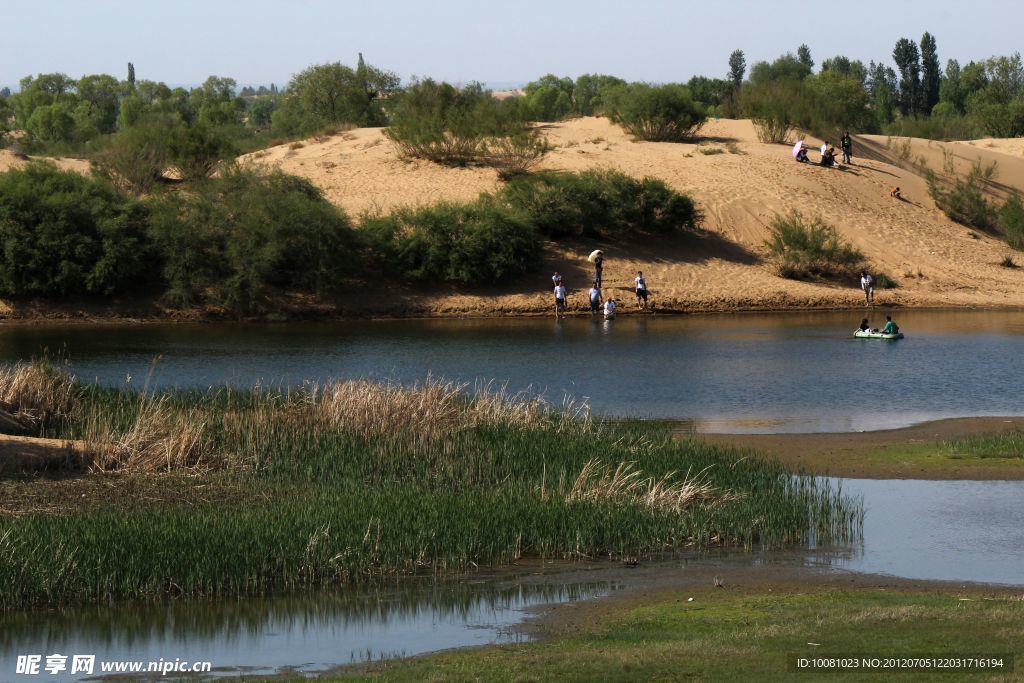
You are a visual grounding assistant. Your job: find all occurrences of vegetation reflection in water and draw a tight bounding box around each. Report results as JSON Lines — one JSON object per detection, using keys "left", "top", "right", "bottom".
{"left": 0, "top": 580, "right": 612, "bottom": 672}
{"left": 0, "top": 362, "right": 862, "bottom": 610}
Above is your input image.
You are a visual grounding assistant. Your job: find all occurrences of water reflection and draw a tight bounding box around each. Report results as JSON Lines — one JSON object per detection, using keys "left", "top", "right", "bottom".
{"left": 2, "top": 310, "right": 1024, "bottom": 433}
{"left": 0, "top": 580, "right": 610, "bottom": 680}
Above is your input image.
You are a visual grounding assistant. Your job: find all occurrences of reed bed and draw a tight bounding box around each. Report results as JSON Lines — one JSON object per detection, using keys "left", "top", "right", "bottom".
{"left": 0, "top": 363, "right": 861, "bottom": 609}
{"left": 945, "top": 431, "right": 1024, "bottom": 459}
{"left": 0, "top": 362, "right": 77, "bottom": 430}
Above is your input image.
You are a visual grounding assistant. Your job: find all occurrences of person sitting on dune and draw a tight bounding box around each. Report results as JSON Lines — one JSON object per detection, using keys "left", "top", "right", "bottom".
{"left": 890, "top": 187, "right": 902, "bottom": 199}
{"left": 820, "top": 147, "right": 837, "bottom": 168}
{"left": 796, "top": 145, "right": 809, "bottom": 163}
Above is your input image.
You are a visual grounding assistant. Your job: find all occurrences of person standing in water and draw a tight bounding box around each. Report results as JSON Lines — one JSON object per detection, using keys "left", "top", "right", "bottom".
{"left": 588, "top": 282, "right": 602, "bottom": 314}
{"left": 554, "top": 281, "right": 567, "bottom": 317}
{"left": 603, "top": 297, "right": 616, "bottom": 319}
{"left": 634, "top": 271, "right": 648, "bottom": 309}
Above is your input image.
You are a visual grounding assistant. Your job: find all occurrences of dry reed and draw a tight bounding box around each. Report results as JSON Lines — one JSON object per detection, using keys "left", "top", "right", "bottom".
{"left": 566, "top": 458, "right": 740, "bottom": 513}
{"left": 84, "top": 398, "right": 211, "bottom": 473}
{"left": 0, "top": 362, "right": 77, "bottom": 428}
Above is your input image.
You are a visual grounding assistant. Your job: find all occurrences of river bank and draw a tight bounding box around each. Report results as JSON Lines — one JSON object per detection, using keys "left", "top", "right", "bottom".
{"left": 340, "top": 559, "right": 1024, "bottom": 682}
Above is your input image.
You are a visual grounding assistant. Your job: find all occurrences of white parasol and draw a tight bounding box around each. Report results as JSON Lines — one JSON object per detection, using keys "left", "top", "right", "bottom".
{"left": 792, "top": 140, "right": 804, "bottom": 159}
{"left": 588, "top": 249, "right": 603, "bottom": 263}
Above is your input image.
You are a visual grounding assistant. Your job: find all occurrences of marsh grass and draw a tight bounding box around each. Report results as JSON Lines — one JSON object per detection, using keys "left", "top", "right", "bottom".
{"left": 0, "top": 362, "right": 77, "bottom": 430}
{"left": 0, "top": 365, "right": 861, "bottom": 609}
{"left": 945, "top": 431, "right": 1024, "bottom": 459}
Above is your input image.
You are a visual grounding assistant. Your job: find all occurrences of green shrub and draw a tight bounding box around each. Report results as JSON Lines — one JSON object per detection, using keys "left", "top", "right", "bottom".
{"left": 384, "top": 80, "right": 535, "bottom": 167}
{"left": 765, "top": 211, "right": 865, "bottom": 281}
{"left": 603, "top": 83, "right": 707, "bottom": 142}
{"left": 166, "top": 123, "right": 237, "bottom": 181}
{"left": 999, "top": 193, "right": 1024, "bottom": 250}
{"left": 926, "top": 160, "right": 998, "bottom": 232}
{"left": 498, "top": 169, "right": 701, "bottom": 238}
{"left": 90, "top": 117, "right": 174, "bottom": 194}
{"left": 0, "top": 162, "right": 157, "bottom": 297}
{"left": 740, "top": 81, "right": 806, "bottom": 143}
{"left": 362, "top": 198, "right": 540, "bottom": 285}
{"left": 884, "top": 114, "right": 981, "bottom": 141}
{"left": 148, "top": 166, "right": 358, "bottom": 311}
{"left": 484, "top": 131, "right": 551, "bottom": 180}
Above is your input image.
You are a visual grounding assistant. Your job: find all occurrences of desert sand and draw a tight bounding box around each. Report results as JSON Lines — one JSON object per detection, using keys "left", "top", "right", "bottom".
{"left": 4, "top": 119, "right": 1024, "bottom": 319}
{"left": 237, "top": 117, "right": 1024, "bottom": 317}
{"left": 0, "top": 149, "right": 90, "bottom": 175}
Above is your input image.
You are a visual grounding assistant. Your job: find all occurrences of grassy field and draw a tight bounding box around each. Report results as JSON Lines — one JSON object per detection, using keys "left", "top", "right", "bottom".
{"left": 0, "top": 362, "right": 860, "bottom": 609}
{"left": 342, "top": 585, "right": 1024, "bottom": 682}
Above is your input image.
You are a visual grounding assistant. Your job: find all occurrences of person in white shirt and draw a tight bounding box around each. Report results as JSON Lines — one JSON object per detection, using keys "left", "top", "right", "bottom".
{"left": 821, "top": 141, "right": 829, "bottom": 159}
{"left": 634, "top": 271, "right": 648, "bottom": 309}
{"left": 859, "top": 270, "right": 874, "bottom": 304}
{"left": 588, "top": 283, "right": 602, "bottom": 313}
{"left": 603, "top": 298, "right": 616, "bottom": 319}
{"left": 554, "top": 283, "right": 567, "bottom": 316}
{"left": 552, "top": 271, "right": 562, "bottom": 287}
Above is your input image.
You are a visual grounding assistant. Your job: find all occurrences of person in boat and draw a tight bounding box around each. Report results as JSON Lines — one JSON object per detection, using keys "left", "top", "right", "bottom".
{"left": 858, "top": 318, "right": 871, "bottom": 332}
{"left": 882, "top": 315, "right": 900, "bottom": 335}
{"left": 604, "top": 297, "right": 617, "bottom": 319}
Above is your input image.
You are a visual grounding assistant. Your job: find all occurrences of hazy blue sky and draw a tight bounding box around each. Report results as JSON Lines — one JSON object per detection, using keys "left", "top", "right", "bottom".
{"left": 3, "top": 0, "right": 1022, "bottom": 88}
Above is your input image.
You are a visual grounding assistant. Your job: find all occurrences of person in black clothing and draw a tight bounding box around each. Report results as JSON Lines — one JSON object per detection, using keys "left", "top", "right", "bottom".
{"left": 820, "top": 147, "right": 837, "bottom": 168}
{"left": 840, "top": 132, "right": 853, "bottom": 164}
{"left": 594, "top": 253, "right": 604, "bottom": 287}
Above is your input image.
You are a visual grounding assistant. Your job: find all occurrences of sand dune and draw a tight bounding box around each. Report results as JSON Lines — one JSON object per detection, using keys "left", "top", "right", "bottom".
{"left": 240, "top": 118, "right": 1024, "bottom": 316}
{"left": 0, "top": 149, "right": 90, "bottom": 174}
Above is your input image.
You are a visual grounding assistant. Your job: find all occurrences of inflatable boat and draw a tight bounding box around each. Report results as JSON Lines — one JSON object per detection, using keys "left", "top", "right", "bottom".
{"left": 853, "top": 329, "right": 904, "bottom": 340}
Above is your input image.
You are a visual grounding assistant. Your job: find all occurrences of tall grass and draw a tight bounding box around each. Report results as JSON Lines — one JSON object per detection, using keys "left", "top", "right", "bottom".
{"left": 0, "top": 366, "right": 861, "bottom": 609}
{"left": 945, "top": 431, "right": 1024, "bottom": 459}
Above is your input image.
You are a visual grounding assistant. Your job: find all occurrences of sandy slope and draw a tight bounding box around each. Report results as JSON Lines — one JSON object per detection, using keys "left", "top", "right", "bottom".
{"left": 237, "top": 118, "right": 1024, "bottom": 316}
{"left": 0, "top": 149, "right": 90, "bottom": 174}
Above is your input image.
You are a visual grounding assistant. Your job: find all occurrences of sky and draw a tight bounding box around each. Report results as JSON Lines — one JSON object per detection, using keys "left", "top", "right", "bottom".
{"left": 3, "top": 0, "right": 1023, "bottom": 89}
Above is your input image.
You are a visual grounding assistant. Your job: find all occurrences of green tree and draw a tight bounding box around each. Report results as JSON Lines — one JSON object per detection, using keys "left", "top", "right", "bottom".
{"left": 91, "top": 117, "right": 174, "bottom": 194}
{"left": 0, "top": 162, "right": 156, "bottom": 297}
{"left": 523, "top": 74, "right": 575, "bottom": 121}
{"left": 11, "top": 73, "right": 77, "bottom": 129}
{"left": 127, "top": 62, "right": 136, "bottom": 88}
{"left": 797, "top": 44, "right": 814, "bottom": 72}
{"left": 821, "top": 56, "right": 867, "bottom": 85}
{"left": 76, "top": 74, "right": 122, "bottom": 135}
{"left": 603, "top": 83, "right": 707, "bottom": 141}
{"left": 920, "top": 32, "right": 941, "bottom": 113}
{"left": 868, "top": 61, "right": 898, "bottom": 126}
{"left": 749, "top": 53, "right": 811, "bottom": 84}
{"left": 728, "top": 49, "right": 746, "bottom": 87}
{"left": 893, "top": 38, "right": 922, "bottom": 115}
{"left": 276, "top": 59, "right": 399, "bottom": 136}
{"left": 572, "top": 74, "right": 626, "bottom": 116}
{"left": 939, "top": 59, "right": 964, "bottom": 114}
{"left": 25, "top": 102, "right": 75, "bottom": 142}
{"left": 248, "top": 97, "right": 276, "bottom": 127}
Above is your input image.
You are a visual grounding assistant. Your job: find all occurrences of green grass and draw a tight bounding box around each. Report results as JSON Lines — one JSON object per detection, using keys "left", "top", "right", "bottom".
{"left": 945, "top": 431, "right": 1024, "bottom": 460}
{"left": 340, "top": 588, "right": 1024, "bottom": 682}
{"left": 0, "top": 369, "right": 860, "bottom": 610}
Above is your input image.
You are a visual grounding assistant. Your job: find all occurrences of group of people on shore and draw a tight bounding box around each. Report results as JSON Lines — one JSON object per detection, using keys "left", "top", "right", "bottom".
{"left": 551, "top": 252, "right": 649, "bottom": 318}
{"left": 795, "top": 132, "right": 853, "bottom": 168}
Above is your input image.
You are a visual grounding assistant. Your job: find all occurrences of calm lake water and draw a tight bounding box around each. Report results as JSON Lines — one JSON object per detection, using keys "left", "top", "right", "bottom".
{"left": 2, "top": 478, "right": 1020, "bottom": 680}
{"left": 2, "top": 309, "right": 1024, "bottom": 432}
